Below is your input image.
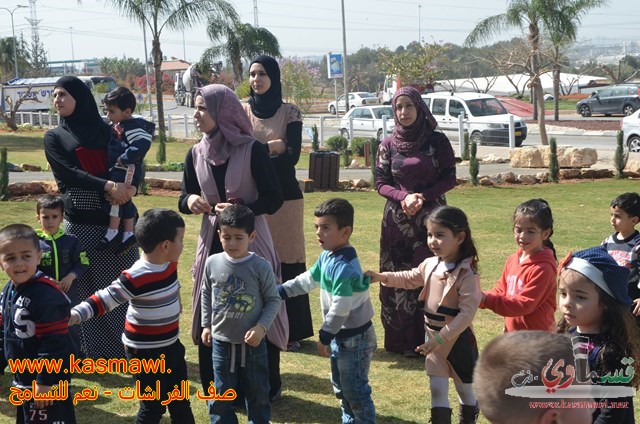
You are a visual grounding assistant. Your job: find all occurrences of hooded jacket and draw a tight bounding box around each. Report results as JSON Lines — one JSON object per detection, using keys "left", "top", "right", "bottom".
{"left": 482, "top": 247, "right": 557, "bottom": 332}
{"left": 37, "top": 228, "right": 89, "bottom": 282}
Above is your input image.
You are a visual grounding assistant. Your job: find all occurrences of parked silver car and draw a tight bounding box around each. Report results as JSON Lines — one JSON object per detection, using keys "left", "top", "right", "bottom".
{"left": 338, "top": 105, "right": 394, "bottom": 140}
{"left": 576, "top": 84, "right": 640, "bottom": 117}
{"left": 621, "top": 108, "right": 640, "bottom": 152}
{"left": 328, "top": 92, "right": 380, "bottom": 114}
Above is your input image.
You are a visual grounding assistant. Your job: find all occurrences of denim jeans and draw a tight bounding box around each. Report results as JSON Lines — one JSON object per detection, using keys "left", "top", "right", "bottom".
{"left": 209, "top": 338, "right": 270, "bottom": 424}
{"left": 330, "top": 325, "right": 377, "bottom": 424}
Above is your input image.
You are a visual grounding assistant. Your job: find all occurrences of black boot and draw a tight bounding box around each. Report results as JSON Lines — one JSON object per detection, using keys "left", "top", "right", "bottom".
{"left": 458, "top": 403, "right": 479, "bottom": 424}
{"left": 430, "top": 407, "right": 452, "bottom": 424}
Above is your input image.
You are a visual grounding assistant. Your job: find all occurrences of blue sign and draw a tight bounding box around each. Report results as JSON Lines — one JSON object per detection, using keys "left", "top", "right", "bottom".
{"left": 327, "top": 53, "right": 343, "bottom": 79}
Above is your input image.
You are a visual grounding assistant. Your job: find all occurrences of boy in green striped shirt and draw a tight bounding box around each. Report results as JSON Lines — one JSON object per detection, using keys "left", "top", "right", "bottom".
{"left": 278, "top": 198, "right": 377, "bottom": 423}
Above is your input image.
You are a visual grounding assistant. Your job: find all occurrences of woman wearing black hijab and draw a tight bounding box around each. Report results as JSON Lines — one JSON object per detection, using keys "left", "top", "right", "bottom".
{"left": 243, "top": 55, "right": 314, "bottom": 401}
{"left": 43, "top": 76, "right": 138, "bottom": 360}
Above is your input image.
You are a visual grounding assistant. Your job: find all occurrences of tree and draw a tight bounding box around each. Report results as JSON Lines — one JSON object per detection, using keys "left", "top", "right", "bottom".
{"left": 27, "top": 31, "right": 50, "bottom": 78}
{"left": 377, "top": 41, "right": 450, "bottom": 88}
{"left": 0, "top": 36, "right": 30, "bottom": 81}
{"left": 99, "top": 56, "right": 146, "bottom": 85}
{"left": 544, "top": 0, "right": 607, "bottom": 121}
{"left": 466, "top": 1, "right": 552, "bottom": 145}
{"left": 202, "top": 20, "right": 280, "bottom": 85}
{"left": 105, "top": 0, "right": 238, "bottom": 163}
{"left": 279, "top": 57, "right": 320, "bottom": 116}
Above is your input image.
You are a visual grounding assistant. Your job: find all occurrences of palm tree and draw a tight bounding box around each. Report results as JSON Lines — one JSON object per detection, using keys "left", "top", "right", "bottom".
{"left": 465, "top": 0, "right": 553, "bottom": 145}
{"left": 202, "top": 19, "right": 280, "bottom": 85}
{"left": 105, "top": 0, "right": 238, "bottom": 163}
{"left": 544, "top": 0, "right": 607, "bottom": 121}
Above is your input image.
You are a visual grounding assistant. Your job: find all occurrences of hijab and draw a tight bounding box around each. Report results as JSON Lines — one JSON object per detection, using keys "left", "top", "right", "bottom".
{"left": 248, "top": 55, "right": 283, "bottom": 119}
{"left": 390, "top": 86, "right": 438, "bottom": 154}
{"left": 197, "top": 84, "right": 255, "bottom": 166}
{"left": 55, "top": 76, "right": 111, "bottom": 148}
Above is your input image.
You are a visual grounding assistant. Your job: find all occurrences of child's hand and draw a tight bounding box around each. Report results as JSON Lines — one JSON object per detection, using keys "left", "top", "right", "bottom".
{"left": 58, "top": 274, "right": 75, "bottom": 293}
{"left": 364, "top": 270, "right": 386, "bottom": 285}
{"left": 633, "top": 298, "right": 640, "bottom": 316}
{"left": 34, "top": 383, "right": 53, "bottom": 408}
{"left": 316, "top": 341, "right": 330, "bottom": 357}
{"left": 244, "top": 325, "right": 266, "bottom": 347}
{"left": 201, "top": 328, "right": 212, "bottom": 347}
{"left": 68, "top": 312, "right": 80, "bottom": 327}
{"left": 416, "top": 336, "right": 443, "bottom": 357}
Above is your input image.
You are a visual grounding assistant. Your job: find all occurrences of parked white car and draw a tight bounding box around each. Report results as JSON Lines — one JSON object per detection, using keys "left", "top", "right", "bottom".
{"left": 339, "top": 105, "right": 394, "bottom": 140}
{"left": 422, "top": 92, "right": 527, "bottom": 147}
{"left": 328, "top": 92, "right": 380, "bottom": 114}
{"left": 621, "top": 109, "right": 640, "bottom": 152}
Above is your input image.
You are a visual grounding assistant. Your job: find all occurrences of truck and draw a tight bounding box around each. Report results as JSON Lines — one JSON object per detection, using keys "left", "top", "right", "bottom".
{"left": 379, "top": 75, "right": 434, "bottom": 104}
{"left": 174, "top": 64, "right": 208, "bottom": 108}
{"left": 1, "top": 76, "right": 117, "bottom": 113}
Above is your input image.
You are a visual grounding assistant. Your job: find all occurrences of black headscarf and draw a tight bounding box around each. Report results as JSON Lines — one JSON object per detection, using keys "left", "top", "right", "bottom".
{"left": 55, "top": 76, "right": 111, "bottom": 148}
{"left": 248, "top": 55, "right": 282, "bottom": 119}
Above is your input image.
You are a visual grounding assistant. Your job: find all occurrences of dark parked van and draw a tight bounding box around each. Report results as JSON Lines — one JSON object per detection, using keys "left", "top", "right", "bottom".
{"left": 576, "top": 84, "right": 640, "bottom": 117}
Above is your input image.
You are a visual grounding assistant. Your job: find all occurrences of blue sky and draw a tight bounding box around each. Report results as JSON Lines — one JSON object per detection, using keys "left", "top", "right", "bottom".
{"left": 0, "top": 0, "right": 636, "bottom": 64}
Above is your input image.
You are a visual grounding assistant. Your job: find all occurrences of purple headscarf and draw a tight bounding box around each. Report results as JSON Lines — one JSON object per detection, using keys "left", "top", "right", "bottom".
{"left": 390, "top": 86, "right": 438, "bottom": 154}
{"left": 197, "top": 84, "right": 255, "bottom": 165}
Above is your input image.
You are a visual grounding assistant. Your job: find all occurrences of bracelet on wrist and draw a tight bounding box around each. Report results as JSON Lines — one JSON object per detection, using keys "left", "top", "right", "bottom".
{"left": 435, "top": 333, "right": 444, "bottom": 345}
{"left": 109, "top": 183, "right": 118, "bottom": 195}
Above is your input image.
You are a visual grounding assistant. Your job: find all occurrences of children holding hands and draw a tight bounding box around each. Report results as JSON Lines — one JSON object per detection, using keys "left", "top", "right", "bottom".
{"left": 279, "top": 198, "right": 376, "bottom": 424}
{"left": 366, "top": 205, "right": 481, "bottom": 424}
{"left": 69, "top": 209, "right": 195, "bottom": 424}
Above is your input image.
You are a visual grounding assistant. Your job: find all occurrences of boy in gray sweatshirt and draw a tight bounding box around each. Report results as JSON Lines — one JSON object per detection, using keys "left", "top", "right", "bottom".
{"left": 201, "top": 204, "right": 281, "bottom": 424}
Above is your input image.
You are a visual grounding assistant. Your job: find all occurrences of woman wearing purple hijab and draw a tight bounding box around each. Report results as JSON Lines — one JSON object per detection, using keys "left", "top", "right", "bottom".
{"left": 178, "top": 84, "right": 287, "bottom": 400}
{"left": 375, "top": 87, "right": 456, "bottom": 355}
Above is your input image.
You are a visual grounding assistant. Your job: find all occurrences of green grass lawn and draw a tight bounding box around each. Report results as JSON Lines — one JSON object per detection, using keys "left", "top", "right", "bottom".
{"left": 0, "top": 180, "right": 638, "bottom": 423}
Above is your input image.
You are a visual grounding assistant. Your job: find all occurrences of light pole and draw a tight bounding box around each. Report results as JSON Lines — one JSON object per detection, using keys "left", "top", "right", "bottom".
{"left": 69, "top": 27, "right": 75, "bottom": 74}
{"left": 0, "top": 5, "right": 27, "bottom": 79}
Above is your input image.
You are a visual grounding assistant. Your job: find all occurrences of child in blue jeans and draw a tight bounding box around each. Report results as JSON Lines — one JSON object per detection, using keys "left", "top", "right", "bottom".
{"left": 200, "top": 204, "right": 282, "bottom": 424}
{"left": 279, "top": 198, "right": 377, "bottom": 423}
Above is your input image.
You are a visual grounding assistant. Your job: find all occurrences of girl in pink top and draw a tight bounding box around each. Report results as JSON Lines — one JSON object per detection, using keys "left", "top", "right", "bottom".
{"left": 367, "top": 206, "right": 481, "bottom": 424}
{"left": 481, "top": 199, "right": 557, "bottom": 332}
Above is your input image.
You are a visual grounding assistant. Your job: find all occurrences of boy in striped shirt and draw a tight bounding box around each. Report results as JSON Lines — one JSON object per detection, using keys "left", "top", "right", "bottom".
{"left": 70, "top": 208, "right": 195, "bottom": 423}
{"left": 278, "top": 198, "right": 377, "bottom": 423}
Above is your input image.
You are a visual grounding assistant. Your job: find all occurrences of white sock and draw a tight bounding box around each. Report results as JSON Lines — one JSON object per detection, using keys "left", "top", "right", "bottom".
{"left": 105, "top": 229, "right": 118, "bottom": 241}
{"left": 454, "top": 380, "right": 477, "bottom": 406}
{"left": 429, "top": 376, "right": 450, "bottom": 408}
{"left": 122, "top": 231, "right": 134, "bottom": 242}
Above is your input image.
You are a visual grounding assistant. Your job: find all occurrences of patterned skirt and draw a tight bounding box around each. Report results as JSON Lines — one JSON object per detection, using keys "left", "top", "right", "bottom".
{"left": 65, "top": 220, "right": 138, "bottom": 359}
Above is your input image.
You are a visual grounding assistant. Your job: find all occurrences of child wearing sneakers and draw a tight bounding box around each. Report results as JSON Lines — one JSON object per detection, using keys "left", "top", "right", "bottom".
{"left": 97, "top": 86, "right": 154, "bottom": 255}
{"left": 279, "top": 198, "right": 376, "bottom": 423}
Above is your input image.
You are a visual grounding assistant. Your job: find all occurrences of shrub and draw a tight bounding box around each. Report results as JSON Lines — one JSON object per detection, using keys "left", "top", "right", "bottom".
{"left": 469, "top": 141, "right": 479, "bottom": 186}
{"left": 462, "top": 132, "right": 470, "bottom": 161}
{"left": 0, "top": 148, "right": 9, "bottom": 201}
{"left": 311, "top": 124, "right": 319, "bottom": 151}
{"left": 614, "top": 130, "right": 627, "bottom": 178}
{"left": 549, "top": 137, "right": 559, "bottom": 183}
{"left": 351, "top": 137, "right": 370, "bottom": 156}
{"left": 326, "top": 135, "right": 348, "bottom": 152}
{"left": 235, "top": 80, "right": 251, "bottom": 99}
{"left": 342, "top": 149, "right": 352, "bottom": 167}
